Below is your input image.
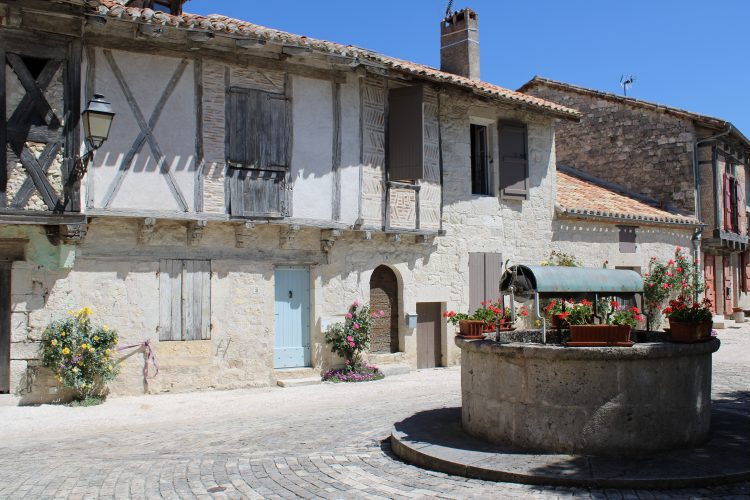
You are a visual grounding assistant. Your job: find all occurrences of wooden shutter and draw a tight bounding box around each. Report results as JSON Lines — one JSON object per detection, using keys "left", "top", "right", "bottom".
{"left": 159, "top": 259, "right": 183, "bottom": 341}
{"left": 498, "top": 122, "right": 529, "bottom": 199}
{"left": 228, "top": 168, "right": 285, "bottom": 217}
{"left": 723, "top": 174, "right": 732, "bottom": 231}
{"left": 736, "top": 178, "right": 746, "bottom": 235}
{"left": 704, "top": 254, "right": 716, "bottom": 312}
{"left": 228, "top": 88, "right": 289, "bottom": 169}
{"left": 388, "top": 85, "right": 424, "bottom": 182}
{"left": 183, "top": 260, "right": 211, "bottom": 341}
{"left": 468, "top": 253, "right": 484, "bottom": 314}
{"left": 742, "top": 251, "right": 750, "bottom": 293}
{"left": 483, "top": 253, "right": 503, "bottom": 303}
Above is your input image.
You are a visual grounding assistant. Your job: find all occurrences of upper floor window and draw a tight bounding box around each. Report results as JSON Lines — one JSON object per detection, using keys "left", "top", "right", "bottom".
{"left": 723, "top": 170, "right": 740, "bottom": 233}
{"left": 498, "top": 122, "right": 528, "bottom": 199}
{"left": 470, "top": 124, "right": 491, "bottom": 195}
{"left": 226, "top": 88, "right": 289, "bottom": 218}
{"left": 618, "top": 226, "right": 637, "bottom": 253}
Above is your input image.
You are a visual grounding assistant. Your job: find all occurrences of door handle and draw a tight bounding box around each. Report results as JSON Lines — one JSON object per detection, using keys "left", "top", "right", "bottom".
{"left": 289, "top": 290, "right": 293, "bottom": 299}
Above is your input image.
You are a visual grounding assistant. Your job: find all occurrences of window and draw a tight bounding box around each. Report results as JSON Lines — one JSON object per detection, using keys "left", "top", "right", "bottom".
{"left": 226, "top": 88, "right": 289, "bottom": 217}
{"left": 159, "top": 260, "right": 211, "bottom": 341}
{"left": 387, "top": 85, "right": 439, "bottom": 182}
{"left": 468, "top": 253, "right": 503, "bottom": 313}
{"left": 618, "top": 226, "right": 637, "bottom": 253}
{"left": 498, "top": 122, "right": 529, "bottom": 199}
{"left": 470, "top": 124, "right": 491, "bottom": 195}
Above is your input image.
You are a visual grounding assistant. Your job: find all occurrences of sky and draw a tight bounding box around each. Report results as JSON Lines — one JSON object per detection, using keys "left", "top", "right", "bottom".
{"left": 186, "top": 0, "right": 750, "bottom": 133}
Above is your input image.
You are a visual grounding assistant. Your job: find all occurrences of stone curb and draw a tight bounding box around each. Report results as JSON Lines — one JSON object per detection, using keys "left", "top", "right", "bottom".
{"left": 390, "top": 407, "right": 750, "bottom": 489}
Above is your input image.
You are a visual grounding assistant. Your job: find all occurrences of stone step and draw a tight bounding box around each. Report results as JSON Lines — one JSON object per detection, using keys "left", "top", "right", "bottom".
{"left": 0, "top": 394, "right": 20, "bottom": 407}
{"left": 713, "top": 316, "right": 726, "bottom": 329}
{"left": 377, "top": 364, "right": 411, "bottom": 377}
{"left": 274, "top": 367, "right": 319, "bottom": 380}
{"left": 276, "top": 377, "right": 322, "bottom": 388}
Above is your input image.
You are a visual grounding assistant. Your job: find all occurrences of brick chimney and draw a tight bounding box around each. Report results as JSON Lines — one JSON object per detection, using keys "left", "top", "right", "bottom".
{"left": 440, "top": 8, "right": 480, "bottom": 80}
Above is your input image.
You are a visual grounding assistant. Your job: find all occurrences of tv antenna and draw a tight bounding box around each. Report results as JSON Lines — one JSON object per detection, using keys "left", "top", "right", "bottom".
{"left": 445, "top": 0, "right": 454, "bottom": 17}
{"left": 620, "top": 75, "right": 635, "bottom": 97}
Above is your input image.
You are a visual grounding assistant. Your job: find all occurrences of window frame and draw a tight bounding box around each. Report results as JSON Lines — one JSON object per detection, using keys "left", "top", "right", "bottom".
{"left": 469, "top": 117, "right": 495, "bottom": 196}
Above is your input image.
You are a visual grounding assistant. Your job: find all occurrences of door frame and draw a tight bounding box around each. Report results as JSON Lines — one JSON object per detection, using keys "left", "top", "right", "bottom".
{"left": 0, "top": 261, "right": 11, "bottom": 394}
{"left": 273, "top": 266, "right": 311, "bottom": 369}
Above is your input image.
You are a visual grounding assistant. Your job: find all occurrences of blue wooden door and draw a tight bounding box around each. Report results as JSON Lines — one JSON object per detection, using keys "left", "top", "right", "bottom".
{"left": 274, "top": 267, "right": 311, "bottom": 368}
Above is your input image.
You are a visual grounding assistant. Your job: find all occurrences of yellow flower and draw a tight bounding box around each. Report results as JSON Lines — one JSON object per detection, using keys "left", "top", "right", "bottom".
{"left": 61, "top": 332, "right": 66, "bottom": 337}
{"left": 107, "top": 365, "right": 113, "bottom": 372}
{"left": 68, "top": 309, "right": 75, "bottom": 316}
{"left": 77, "top": 361, "right": 83, "bottom": 366}
{"left": 78, "top": 307, "right": 93, "bottom": 317}
{"left": 62, "top": 347, "right": 70, "bottom": 355}
{"left": 80, "top": 343, "right": 88, "bottom": 349}
{"left": 103, "top": 325, "right": 109, "bottom": 331}
{"left": 88, "top": 347, "right": 95, "bottom": 353}
{"left": 93, "top": 336, "right": 99, "bottom": 342}
{"left": 51, "top": 339, "right": 58, "bottom": 346}
{"left": 72, "top": 367, "right": 78, "bottom": 373}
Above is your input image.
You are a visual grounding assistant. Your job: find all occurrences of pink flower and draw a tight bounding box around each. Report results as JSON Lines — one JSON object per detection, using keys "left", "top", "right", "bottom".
{"left": 345, "top": 313, "right": 353, "bottom": 319}
{"left": 348, "top": 341, "right": 355, "bottom": 347}
{"left": 353, "top": 323, "right": 360, "bottom": 330}
{"left": 372, "top": 312, "right": 378, "bottom": 318}
{"left": 352, "top": 300, "right": 360, "bottom": 307}
{"left": 662, "top": 283, "right": 669, "bottom": 289}
{"left": 379, "top": 310, "right": 385, "bottom": 317}
{"left": 346, "top": 335, "right": 353, "bottom": 341}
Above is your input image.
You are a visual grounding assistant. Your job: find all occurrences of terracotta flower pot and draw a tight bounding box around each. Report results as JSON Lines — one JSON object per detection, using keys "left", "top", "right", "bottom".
{"left": 668, "top": 320, "right": 712, "bottom": 343}
{"left": 566, "top": 325, "right": 633, "bottom": 347}
{"left": 458, "top": 320, "right": 486, "bottom": 339}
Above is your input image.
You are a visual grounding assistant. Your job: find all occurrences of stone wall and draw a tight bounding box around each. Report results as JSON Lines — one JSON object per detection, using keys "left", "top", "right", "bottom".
{"left": 523, "top": 84, "right": 697, "bottom": 213}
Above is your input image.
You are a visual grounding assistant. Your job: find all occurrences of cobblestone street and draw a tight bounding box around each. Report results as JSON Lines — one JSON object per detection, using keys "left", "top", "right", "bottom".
{"left": 1, "top": 327, "right": 748, "bottom": 500}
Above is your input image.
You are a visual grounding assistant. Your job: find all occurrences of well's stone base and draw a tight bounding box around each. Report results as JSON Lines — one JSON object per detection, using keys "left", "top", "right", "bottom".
{"left": 458, "top": 338, "right": 720, "bottom": 455}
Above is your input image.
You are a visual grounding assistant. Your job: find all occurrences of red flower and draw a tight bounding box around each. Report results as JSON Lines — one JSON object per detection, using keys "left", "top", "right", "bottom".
{"left": 581, "top": 299, "right": 592, "bottom": 306}
{"left": 630, "top": 306, "right": 640, "bottom": 314}
{"left": 557, "top": 311, "right": 570, "bottom": 319}
{"left": 610, "top": 300, "right": 620, "bottom": 310}
{"left": 676, "top": 267, "right": 683, "bottom": 273}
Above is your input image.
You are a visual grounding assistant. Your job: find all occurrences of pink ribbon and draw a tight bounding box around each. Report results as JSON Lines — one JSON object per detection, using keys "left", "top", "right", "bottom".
{"left": 117, "top": 340, "right": 159, "bottom": 381}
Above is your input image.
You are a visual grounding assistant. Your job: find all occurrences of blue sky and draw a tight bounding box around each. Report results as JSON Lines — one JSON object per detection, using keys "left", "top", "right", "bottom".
{"left": 187, "top": 0, "right": 750, "bottom": 133}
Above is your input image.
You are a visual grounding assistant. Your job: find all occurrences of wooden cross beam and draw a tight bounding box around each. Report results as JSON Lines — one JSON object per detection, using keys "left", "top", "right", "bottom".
{"left": 100, "top": 50, "right": 189, "bottom": 212}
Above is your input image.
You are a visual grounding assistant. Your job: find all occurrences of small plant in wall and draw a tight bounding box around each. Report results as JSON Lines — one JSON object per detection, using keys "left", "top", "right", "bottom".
{"left": 323, "top": 301, "right": 385, "bottom": 383}
{"left": 40, "top": 307, "right": 120, "bottom": 404}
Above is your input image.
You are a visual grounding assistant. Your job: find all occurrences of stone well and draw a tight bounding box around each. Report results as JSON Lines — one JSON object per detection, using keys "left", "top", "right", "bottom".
{"left": 457, "top": 337, "right": 720, "bottom": 455}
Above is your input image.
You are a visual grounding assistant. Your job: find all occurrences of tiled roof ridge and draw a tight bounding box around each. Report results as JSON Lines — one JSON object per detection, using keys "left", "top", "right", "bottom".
{"left": 88, "top": 1, "right": 581, "bottom": 120}
{"left": 556, "top": 167, "right": 701, "bottom": 227}
{"left": 519, "top": 76, "right": 749, "bottom": 148}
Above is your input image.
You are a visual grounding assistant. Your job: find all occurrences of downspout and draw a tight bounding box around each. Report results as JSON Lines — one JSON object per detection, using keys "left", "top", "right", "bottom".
{"left": 692, "top": 124, "right": 733, "bottom": 300}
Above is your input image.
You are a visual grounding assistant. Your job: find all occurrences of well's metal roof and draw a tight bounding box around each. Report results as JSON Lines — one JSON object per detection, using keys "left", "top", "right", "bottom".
{"left": 500, "top": 265, "right": 644, "bottom": 295}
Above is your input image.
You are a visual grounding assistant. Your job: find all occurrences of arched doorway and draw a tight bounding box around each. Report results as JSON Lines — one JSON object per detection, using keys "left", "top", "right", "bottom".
{"left": 369, "top": 265, "right": 399, "bottom": 353}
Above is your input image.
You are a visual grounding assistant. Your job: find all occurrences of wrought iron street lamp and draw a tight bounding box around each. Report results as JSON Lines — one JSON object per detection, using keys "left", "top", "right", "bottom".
{"left": 74, "top": 94, "right": 115, "bottom": 179}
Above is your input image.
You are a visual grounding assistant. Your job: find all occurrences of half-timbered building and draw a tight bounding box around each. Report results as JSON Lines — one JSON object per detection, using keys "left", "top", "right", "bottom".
{"left": 0, "top": 1, "right": 695, "bottom": 402}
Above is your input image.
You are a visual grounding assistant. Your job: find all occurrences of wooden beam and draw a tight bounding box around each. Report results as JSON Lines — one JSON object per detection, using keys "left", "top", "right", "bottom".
{"left": 193, "top": 55, "right": 204, "bottom": 213}
{"left": 331, "top": 81, "right": 342, "bottom": 222}
{"left": 0, "top": 210, "right": 85, "bottom": 225}
{"left": 0, "top": 48, "right": 6, "bottom": 208}
{"left": 64, "top": 38, "right": 83, "bottom": 212}
{"left": 11, "top": 142, "right": 61, "bottom": 209}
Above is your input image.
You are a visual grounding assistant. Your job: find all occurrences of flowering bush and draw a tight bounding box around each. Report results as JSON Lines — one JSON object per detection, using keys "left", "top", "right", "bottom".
{"left": 40, "top": 307, "right": 120, "bottom": 400}
{"left": 644, "top": 247, "right": 705, "bottom": 329}
{"left": 663, "top": 296, "right": 713, "bottom": 323}
{"left": 323, "top": 363, "right": 384, "bottom": 383}
{"left": 324, "top": 301, "right": 384, "bottom": 367}
{"left": 541, "top": 250, "right": 581, "bottom": 267}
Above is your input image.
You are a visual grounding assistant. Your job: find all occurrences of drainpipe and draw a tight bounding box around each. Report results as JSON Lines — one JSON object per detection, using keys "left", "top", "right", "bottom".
{"left": 692, "top": 124, "right": 733, "bottom": 296}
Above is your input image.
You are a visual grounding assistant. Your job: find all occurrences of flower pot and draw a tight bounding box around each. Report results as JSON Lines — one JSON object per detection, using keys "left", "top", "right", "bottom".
{"left": 458, "top": 320, "right": 486, "bottom": 339}
{"left": 668, "top": 320, "right": 712, "bottom": 343}
{"left": 482, "top": 322, "right": 497, "bottom": 333}
{"left": 566, "top": 325, "right": 633, "bottom": 347}
{"left": 551, "top": 316, "right": 570, "bottom": 329}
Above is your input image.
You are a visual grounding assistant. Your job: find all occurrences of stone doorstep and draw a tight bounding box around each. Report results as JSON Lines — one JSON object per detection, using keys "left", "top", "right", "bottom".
{"left": 276, "top": 377, "right": 322, "bottom": 388}
{"left": 0, "top": 394, "right": 21, "bottom": 407}
{"left": 274, "top": 367, "right": 320, "bottom": 380}
{"left": 377, "top": 364, "right": 411, "bottom": 377}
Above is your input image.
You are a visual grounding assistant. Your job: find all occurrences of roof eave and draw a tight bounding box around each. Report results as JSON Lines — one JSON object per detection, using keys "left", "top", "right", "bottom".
{"left": 555, "top": 205, "right": 704, "bottom": 229}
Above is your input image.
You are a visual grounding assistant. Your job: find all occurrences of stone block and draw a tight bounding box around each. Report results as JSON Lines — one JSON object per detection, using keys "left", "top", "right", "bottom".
{"left": 10, "top": 312, "right": 28, "bottom": 342}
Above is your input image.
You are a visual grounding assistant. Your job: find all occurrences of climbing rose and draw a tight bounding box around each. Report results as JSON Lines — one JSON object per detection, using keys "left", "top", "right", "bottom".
{"left": 346, "top": 335, "right": 353, "bottom": 342}
{"left": 353, "top": 323, "right": 360, "bottom": 330}
{"left": 345, "top": 313, "right": 353, "bottom": 319}
{"left": 379, "top": 310, "right": 385, "bottom": 317}
{"left": 349, "top": 341, "right": 355, "bottom": 348}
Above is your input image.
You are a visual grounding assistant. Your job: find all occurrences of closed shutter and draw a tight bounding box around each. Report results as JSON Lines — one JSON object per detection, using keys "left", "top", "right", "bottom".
{"left": 388, "top": 85, "right": 425, "bottom": 182}
{"left": 704, "top": 254, "right": 716, "bottom": 312}
{"left": 468, "top": 253, "right": 484, "bottom": 314}
{"left": 736, "top": 178, "right": 746, "bottom": 235}
{"left": 228, "top": 88, "right": 289, "bottom": 169}
{"left": 182, "top": 260, "right": 211, "bottom": 341}
{"left": 723, "top": 174, "right": 732, "bottom": 231}
{"left": 742, "top": 251, "right": 750, "bottom": 293}
{"left": 498, "top": 122, "right": 528, "bottom": 199}
{"left": 483, "top": 253, "right": 503, "bottom": 303}
{"left": 468, "top": 252, "right": 503, "bottom": 313}
{"left": 159, "top": 260, "right": 211, "bottom": 341}
{"left": 228, "top": 168, "right": 285, "bottom": 217}
{"left": 159, "top": 259, "right": 183, "bottom": 341}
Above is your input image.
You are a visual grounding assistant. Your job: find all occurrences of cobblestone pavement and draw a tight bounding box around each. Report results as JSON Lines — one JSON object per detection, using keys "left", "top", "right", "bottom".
{"left": 1, "top": 326, "right": 749, "bottom": 500}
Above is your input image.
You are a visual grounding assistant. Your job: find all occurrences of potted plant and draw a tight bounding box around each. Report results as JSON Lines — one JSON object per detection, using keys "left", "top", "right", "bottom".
{"left": 663, "top": 296, "right": 713, "bottom": 343}
{"left": 565, "top": 299, "right": 642, "bottom": 346}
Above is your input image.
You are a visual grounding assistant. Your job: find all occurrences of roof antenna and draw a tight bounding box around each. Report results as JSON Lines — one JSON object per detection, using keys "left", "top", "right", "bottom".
{"left": 445, "top": 0, "right": 454, "bottom": 17}
{"left": 620, "top": 75, "right": 635, "bottom": 97}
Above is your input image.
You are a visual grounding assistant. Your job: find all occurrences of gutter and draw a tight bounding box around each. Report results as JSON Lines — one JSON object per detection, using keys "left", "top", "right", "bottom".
{"left": 555, "top": 204, "right": 705, "bottom": 229}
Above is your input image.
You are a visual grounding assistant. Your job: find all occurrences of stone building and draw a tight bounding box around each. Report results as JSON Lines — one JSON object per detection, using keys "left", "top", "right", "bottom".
{"left": 0, "top": 1, "right": 694, "bottom": 403}
{"left": 521, "top": 77, "right": 750, "bottom": 316}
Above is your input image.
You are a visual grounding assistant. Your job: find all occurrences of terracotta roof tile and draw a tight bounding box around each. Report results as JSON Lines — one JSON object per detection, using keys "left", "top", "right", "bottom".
{"left": 89, "top": 1, "right": 580, "bottom": 120}
{"left": 557, "top": 169, "right": 700, "bottom": 227}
